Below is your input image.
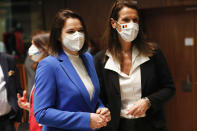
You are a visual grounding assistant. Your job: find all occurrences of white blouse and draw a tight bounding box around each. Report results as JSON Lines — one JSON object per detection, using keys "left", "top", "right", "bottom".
{"left": 0, "top": 65, "right": 11, "bottom": 116}
{"left": 105, "top": 47, "right": 150, "bottom": 119}
{"left": 66, "top": 52, "right": 94, "bottom": 100}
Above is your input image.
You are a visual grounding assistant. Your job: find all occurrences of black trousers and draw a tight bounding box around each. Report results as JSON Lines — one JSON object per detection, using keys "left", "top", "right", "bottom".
{"left": 119, "top": 117, "right": 167, "bottom": 131}
{"left": 0, "top": 113, "right": 15, "bottom": 131}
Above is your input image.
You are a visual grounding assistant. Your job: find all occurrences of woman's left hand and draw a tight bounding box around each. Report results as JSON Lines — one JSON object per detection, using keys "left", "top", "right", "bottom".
{"left": 17, "top": 90, "right": 30, "bottom": 111}
{"left": 96, "top": 108, "right": 111, "bottom": 122}
{"left": 127, "top": 98, "right": 150, "bottom": 117}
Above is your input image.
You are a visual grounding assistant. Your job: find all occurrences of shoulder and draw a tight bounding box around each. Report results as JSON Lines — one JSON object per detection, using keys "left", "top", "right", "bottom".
{"left": 94, "top": 50, "right": 105, "bottom": 62}
{"left": 37, "top": 55, "right": 59, "bottom": 71}
{"left": 83, "top": 52, "right": 93, "bottom": 60}
{"left": 0, "top": 53, "right": 16, "bottom": 68}
{"left": 150, "top": 44, "right": 164, "bottom": 59}
{"left": 0, "top": 53, "right": 14, "bottom": 62}
{"left": 40, "top": 55, "right": 58, "bottom": 64}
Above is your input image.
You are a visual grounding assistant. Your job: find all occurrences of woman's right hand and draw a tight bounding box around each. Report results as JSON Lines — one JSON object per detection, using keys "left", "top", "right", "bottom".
{"left": 89, "top": 113, "right": 107, "bottom": 130}
{"left": 17, "top": 90, "right": 30, "bottom": 111}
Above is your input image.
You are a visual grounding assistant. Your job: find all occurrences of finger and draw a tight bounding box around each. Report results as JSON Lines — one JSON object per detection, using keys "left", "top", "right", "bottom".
{"left": 23, "top": 90, "right": 27, "bottom": 100}
{"left": 100, "top": 108, "right": 109, "bottom": 115}
{"left": 132, "top": 107, "right": 140, "bottom": 116}
{"left": 107, "top": 115, "right": 111, "bottom": 121}
{"left": 96, "top": 108, "right": 101, "bottom": 114}
{"left": 96, "top": 116, "right": 106, "bottom": 128}
{"left": 99, "top": 114, "right": 108, "bottom": 123}
{"left": 127, "top": 106, "right": 137, "bottom": 115}
{"left": 132, "top": 107, "right": 144, "bottom": 116}
{"left": 17, "top": 93, "right": 21, "bottom": 99}
{"left": 104, "top": 113, "right": 111, "bottom": 122}
{"left": 102, "top": 121, "right": 107, "bottom": 127}
{"left": 99, "top": 119, "right": 107, "bottom": 127}
{"left": 99, "top": 114, "right": 106, "bottom": 120}
{"left": 104, "top": 111, "right": 110, "bottom": 117}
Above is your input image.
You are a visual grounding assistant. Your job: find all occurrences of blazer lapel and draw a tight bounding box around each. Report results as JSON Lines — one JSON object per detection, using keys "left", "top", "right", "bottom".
{"left": 104, "top": 56, "right": 121, "bottom": 95}
{"left": 140, "top": 60, "right": 151, "bottom": 93}
{"left": 58, "top": 51, "right": 93, "bottom": 110}
{"left": 108, "top": 70, "right": 120, "bottom": 95}
{"left": 80, "top": 54, "right": 98, "bottom": 106}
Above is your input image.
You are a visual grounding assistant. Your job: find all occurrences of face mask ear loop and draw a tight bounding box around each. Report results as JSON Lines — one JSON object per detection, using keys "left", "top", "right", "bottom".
{"left": 114, "top": 20, "right": 122, "bottom": 33}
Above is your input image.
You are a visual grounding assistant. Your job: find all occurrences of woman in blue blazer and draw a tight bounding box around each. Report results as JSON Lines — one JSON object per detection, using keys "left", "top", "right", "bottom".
{"left": 34, "top": 10, "right": 111, "bottom": 131}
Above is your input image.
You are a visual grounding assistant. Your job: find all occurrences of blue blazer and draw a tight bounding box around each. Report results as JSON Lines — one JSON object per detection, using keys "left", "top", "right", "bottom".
{"left": 34, "top": 51, "right": 104, "bottom": 131}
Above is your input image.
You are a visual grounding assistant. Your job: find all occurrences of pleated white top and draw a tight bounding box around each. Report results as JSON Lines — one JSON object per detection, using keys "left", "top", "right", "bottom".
{"left": 105, "top": 47, "right": 150, "bottom": 119}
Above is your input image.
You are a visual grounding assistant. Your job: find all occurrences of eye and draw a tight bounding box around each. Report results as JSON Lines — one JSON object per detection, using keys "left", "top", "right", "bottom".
{"left": 122, "top": 18, "right": 130, "bottom": 23}
{"left": 132, "top": 18, "right": 139, "bottom": 23}
{"left": 66, "top": 29, "right": 75, "bottom": 34}
{"left": 78, "top": 29, "right": 84, "bottom": 33}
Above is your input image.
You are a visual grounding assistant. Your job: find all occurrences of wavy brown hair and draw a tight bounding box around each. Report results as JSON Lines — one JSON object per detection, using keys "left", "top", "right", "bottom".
{"left": 102, "top": 0, "right": 155, "bottom": 61}
{"left": 31, "top": 31, "right": 50, "bottom": 70}
{"left": 49, "top": 9, "right": 88, "bottom": 55}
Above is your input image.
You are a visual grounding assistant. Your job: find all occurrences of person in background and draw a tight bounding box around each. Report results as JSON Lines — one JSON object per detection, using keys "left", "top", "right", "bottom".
{"left": 87, "top": 39, "right": 100, "bottom": 56}
{"left": 17, "top": 31, "right": 50, "bottom": 131}
{"left": 0, "top": 41, "right": 6, "bottom": 53}
{"left": 24, "top": 53, "right": 35, "bottom": 99}
{"left": 34, "top": 9, "right": 111, "bottom": 131}
{"left": 94, "top": 0, "right": 176, "bottom": 131}
{"left": 0, "top": 52, "right": 23, "bottom": 131}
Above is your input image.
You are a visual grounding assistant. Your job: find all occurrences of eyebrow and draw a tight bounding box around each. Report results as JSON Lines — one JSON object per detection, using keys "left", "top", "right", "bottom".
{"left": 66, "top": 26, "right": 83, "bottom": 30}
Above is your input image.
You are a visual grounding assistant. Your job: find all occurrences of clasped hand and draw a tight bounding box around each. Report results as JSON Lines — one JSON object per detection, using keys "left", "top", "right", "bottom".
{"left": 90, "top": 108, "right": 111, "bottom": 130}
{"left": 127, "top": 98, "right": 149, "bottom": 118}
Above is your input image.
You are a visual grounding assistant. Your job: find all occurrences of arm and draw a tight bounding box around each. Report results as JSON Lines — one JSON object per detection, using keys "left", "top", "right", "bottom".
{"left": 34, "top": 59, "right": 91, "bottom": 130}
{"left": 6, "top": 54, "right": 23, "bottom": 122}
{"left": 97, "top": 98, "right": 105, "bottom": 109}
{"left": 7, "top": 54, "right": 23, "bottom": 95}
{"left": 147, "top": 48, "right": 176, "bottom": 112}
{"left": 127, "top": 48, "right": 176, "bottom": 117}
{"left": 94, "top": 51, "right": 108, "bottom": 106}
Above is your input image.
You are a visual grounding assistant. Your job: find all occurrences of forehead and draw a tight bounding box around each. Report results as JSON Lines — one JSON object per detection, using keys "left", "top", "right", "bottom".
{"left": 118, "top": 6, "right": 139, "bottom": 19}
{"left": 63, "top": 17, "right": 83, "bottom": 29}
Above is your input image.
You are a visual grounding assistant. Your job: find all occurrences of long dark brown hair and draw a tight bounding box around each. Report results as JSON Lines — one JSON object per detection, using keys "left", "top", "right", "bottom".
{"left": 31, "top": 31, "right": 50, "bottom": 70}
{"left": 102, "top": 0, "right": 155, "bottom": 61}
{"left": 49, "top": 9, "right": 88, "bottom": 55}
{"left": 32, "top": 31, "right": 50, "bottom": 57}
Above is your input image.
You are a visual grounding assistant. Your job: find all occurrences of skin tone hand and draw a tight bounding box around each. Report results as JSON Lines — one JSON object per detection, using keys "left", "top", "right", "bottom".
{"left": 90, "top": 113, "right": 107, "bottom": 130}
{"left": 96, "top": 108, "right": 111, "bottom": 122}
{"left": 127, "top": 99, "right": 149, "bottom": 117}
{"left": 17, "top": 90, "right": 30, "bottom": 111}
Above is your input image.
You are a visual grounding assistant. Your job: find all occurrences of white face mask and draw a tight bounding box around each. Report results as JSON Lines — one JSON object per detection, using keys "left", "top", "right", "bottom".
{"left": 28, "top": 45, "right": 43, "bottom": 62}
{"left": 117, "top": 21, "right": 139, "bottom": 42}
{"left": 63, "top": 32, "right": 85, "bottom": 52}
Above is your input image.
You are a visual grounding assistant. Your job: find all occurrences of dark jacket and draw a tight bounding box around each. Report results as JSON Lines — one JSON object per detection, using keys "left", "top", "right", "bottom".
{"left": 0, "top": 53, "right": 23, "bottom": 122}
{"left": 94, "top": 48, "right": 176, "bottom": 131}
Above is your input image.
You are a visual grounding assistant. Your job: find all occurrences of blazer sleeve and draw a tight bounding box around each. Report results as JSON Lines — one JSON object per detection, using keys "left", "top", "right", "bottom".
{"left": 94, "top": 51, "right": 108, "bottom": 107}
{"left": 7, "top": 54, "right": 23, "bottom": 122}
{"left": 7, "top": 54, "right": 22, "bottom": 95}
{"left": 147, "top": 48, "right": 176, "bottom": 112}
{"left": 34, "top": 59, "right": 91, "bottom": 130}
{"left": 96, "top": 98, "right": 105, "bottom": 109}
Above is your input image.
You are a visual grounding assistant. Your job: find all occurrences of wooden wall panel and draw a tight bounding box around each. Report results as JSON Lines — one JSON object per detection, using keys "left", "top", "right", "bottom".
{"left": 138, "top": 0, "right": 166, "bottom": 9}
{"left": 43, "top": 0, "right": 66, "bottom": 30}
{"left": 65, "top": 0, "right": 114, "bottom": 47}
{"left": 194, "top": 10, "right": 197, "bottom": 128}
{"left": 138, "top": 0, "right": 197, "bottom": 9}
{"left": 143, "top": 8, "right": 197, "bottom": 131}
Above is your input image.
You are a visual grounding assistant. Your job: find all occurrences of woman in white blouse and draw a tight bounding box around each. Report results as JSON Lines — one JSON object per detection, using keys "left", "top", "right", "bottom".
{"left": 94, "top": 1, "right": 175, "bottom": 131}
